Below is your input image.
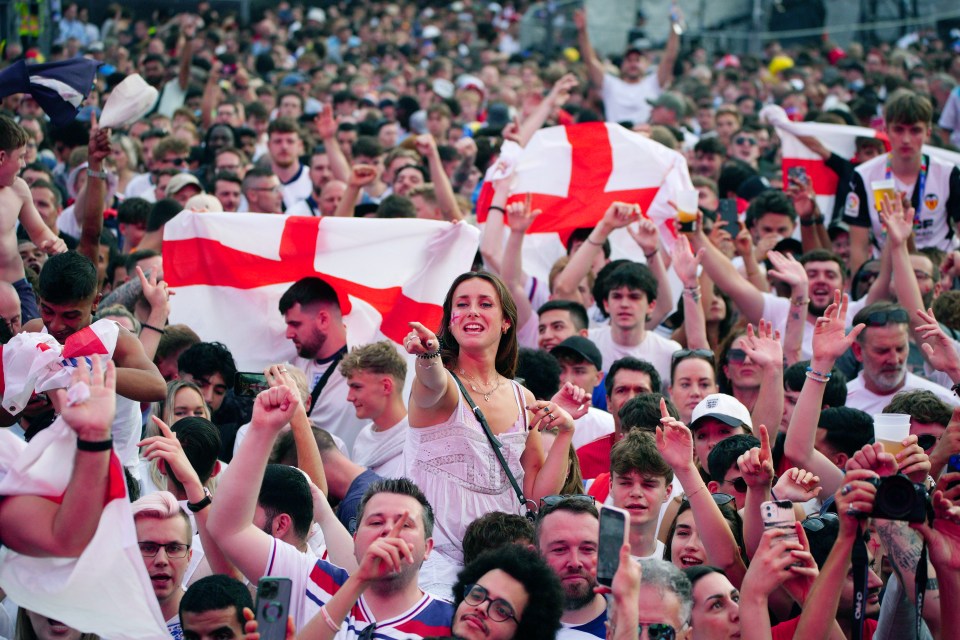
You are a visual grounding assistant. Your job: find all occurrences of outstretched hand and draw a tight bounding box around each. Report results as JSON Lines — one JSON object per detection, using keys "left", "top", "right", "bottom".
{"left": 740, "top": 320, "right": 783, "bottom": 370}
{"left": 404, "top": 322, "right": 439, "bottom": 356}
{"left": 672, "top": 233, "right": 704, "bottom": 288}
{"left": 737, "top": 424, "right": 774, "bottom": 489}
{"left": 56, "top": 355, "right": 117, "bottom": 442}
{"left": 811, "top": 290, "right": 864, "bottom": 365}
{"left": 505, "top": 193, "right": 541, "bottom": 233}
{"left": 551, "top": 381, "right": 590, "bottom": 421}
{"left": 916, "top": 307, "right": 960, "bottom": 380}
{"left": 656, "top": 398, "right": 695, "bottom": 472}
{"left": 251, "top": 385, "right": 300, "bottom": 433}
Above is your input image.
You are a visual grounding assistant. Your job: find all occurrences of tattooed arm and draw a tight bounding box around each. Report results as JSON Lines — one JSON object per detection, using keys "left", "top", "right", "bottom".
{"left": 874, "top": 519, "right": 941, "bottom": 638}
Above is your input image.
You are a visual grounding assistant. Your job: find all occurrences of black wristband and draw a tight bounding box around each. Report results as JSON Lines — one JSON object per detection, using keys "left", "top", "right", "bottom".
{"left": 417, "top": 348, "right": 441, "bottom": 360}
{"left": 187, "top": 489, "right": 213, "bottom": 513}
{"left": 76, "top": 438, "right": 113, "bottom": 452}
{"left": 141, "top": 323, "right": 166, "bottom": 334}
{"left": 487, "top": 205, "right": 505, "bottom": 214}
{"left": 800, "top": 215, "right": 824, "bottom": 227}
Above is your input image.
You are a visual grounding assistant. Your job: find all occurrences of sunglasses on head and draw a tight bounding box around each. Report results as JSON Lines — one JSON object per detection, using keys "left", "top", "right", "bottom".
{"left": 864, "top": 309, "right": 909, "bottom": 326}
{"left": 638, "top": 622, "right": 677, "bottom": 640}
{"left": 802, "top": 512, "right": 840, "bottom": 533}
{"left": 734, "top": 136, "right": 758, "bottom": 146}
{"left": 727, "top": 348, "right": 747, "bottom": 364}
{"left": 540, "top": 494, "right": 596, "bottom": 508}
{"left": 682, "top": 492, "right": 737, "bottom": 510}
{"left": 671, "top": 348, "right": 715, "bottom": 365}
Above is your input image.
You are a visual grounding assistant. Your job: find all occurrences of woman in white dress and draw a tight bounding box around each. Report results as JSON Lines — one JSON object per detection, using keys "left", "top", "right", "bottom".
{"left": 403, "top": 271, "right": 576, "bottom": 596}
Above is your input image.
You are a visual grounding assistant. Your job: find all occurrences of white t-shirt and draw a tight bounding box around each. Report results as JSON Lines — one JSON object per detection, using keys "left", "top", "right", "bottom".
{"left": 601, "top": 72, "right": 661, "bottom": 124}
{"left": 572, "top": 408, "right": 614, "bottom": 451}
{"left": 632, "top": 539, "right": 666, "bottom": 563}
{"left": 761, "top": 292, "right": 868, "bottom": 361}
{"left": 124, "top": 172, "right": 156, "bottom": 201}
{"left": 279, "top": 164, "right": 313, "bottom": 211}
{"left": 292, "top": 355, "right": 367, "bottom": 451}
{"left": 351, "top": 417, "right": 409, "bottom": 478}
{"left": 939, "top": 88, "right": 960, "bottom": 147}
{"left": 587, "top": 325, "right": 681, "bottom": 385}
{"left": 845, "top": 372, "right": 956, "bottom": 414}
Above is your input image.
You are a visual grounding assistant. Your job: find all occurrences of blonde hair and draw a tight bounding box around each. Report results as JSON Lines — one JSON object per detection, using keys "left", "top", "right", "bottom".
{"left": 147, "top": 381, "right": 216, "bottom": 494}
{"left": 339, "top": 341, "right": 407, "bottom": 384}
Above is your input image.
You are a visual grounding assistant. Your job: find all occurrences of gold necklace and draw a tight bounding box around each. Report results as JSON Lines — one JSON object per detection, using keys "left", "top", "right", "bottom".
{"left": 458, "top": 368, "right": 501, "bottom": 402}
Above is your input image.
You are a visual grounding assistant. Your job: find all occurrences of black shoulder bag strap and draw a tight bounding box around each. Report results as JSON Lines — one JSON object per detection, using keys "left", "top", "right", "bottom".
{"left": 851, "top": 523, "right": 869, "bottom": 640}
{"left": 915, "top": 503, "right": 935, "bottom": 639}
{"left": 309, "top": 346, "right": 348, "bottom": 412}
{"left": 451, "top": 372, "right": 535, "bottom": 520}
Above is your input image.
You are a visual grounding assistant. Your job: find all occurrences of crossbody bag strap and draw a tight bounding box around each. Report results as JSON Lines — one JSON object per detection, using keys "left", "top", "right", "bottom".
{"left": 451, "top": 372, "right": 529, "bottom": 510}
{"left": 309, "top": 346, "right": 348, "bottom": 412}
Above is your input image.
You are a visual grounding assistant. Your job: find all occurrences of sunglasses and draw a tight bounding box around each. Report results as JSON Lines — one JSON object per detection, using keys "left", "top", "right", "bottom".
{"left": 638, "top": 623, "right": 677, "bottom": 639}
{"left": 864, "top": 309, "right": 909, "bottom": 326}
{"left": 540, "top": 494, "right": 596, "bottom": 508}
{"left": 727, "top": 348, "right": 747, "bottom": 364}
{"left": 734, "top": 136, "right": 758, "bottom": 146}
{"left": 725, "top": 477, "right": 748, "bottom": 493}
{"left": 166, "top": 157, "right": 188, "bottom": 166}
{"left": 671, "top": 348, "right": 715, "bottom": 365}
{"left": 917, "top": 434, "right": 938, "bottom": 451}
{"left": 681, "top": 492, "right": 737, "bottom": 510}
{"left": 802, "top": 512, "right": 840, "bottom": 533}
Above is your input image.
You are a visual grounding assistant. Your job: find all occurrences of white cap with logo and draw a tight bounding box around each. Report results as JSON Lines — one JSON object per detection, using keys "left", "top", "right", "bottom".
{"left": 689, "top": 393, "right": 753, "bottom": 431}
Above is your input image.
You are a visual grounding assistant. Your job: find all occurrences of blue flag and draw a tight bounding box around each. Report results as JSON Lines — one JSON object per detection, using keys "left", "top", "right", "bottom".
{"left": 0, "top": 58, "right": 100, "bottom": 126}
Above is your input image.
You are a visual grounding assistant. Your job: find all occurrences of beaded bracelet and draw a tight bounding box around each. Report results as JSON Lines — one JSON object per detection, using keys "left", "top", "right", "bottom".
{"left": 805, "top": 366, "right": 832, "bottom": 383}
{"left": 417, "top": 348, "right": 441, "bottom": 360}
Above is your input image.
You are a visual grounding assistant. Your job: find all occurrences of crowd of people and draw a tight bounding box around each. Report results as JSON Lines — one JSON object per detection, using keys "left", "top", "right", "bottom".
{"left": 2, "top": 1, "right": 960, "bottom": 639}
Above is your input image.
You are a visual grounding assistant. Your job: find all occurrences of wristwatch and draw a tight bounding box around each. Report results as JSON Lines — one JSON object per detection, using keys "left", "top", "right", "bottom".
{"left": 187, "top": 487, "right": 213, "bottom": 513}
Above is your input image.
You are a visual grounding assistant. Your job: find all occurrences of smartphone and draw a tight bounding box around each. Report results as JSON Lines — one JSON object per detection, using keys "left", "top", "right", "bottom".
{"left": 787, "top": 165, "right": 809, "bottom": 186}
{"left": 234, "top": 372, "right": 269, "bottom": 397}
{"left": 761, "top": 500, "right": 799, "bottom": 546}
{"left": 255, "top": 577, "right": 291, "bottom": 640}
{"left": 597, "top": 505, "right": 630, "bottom": 587}
{"left": 948, "top": 454, "right": 960, "bottom": 490}
{"left": 717, "top": 198, "right": 739, "bottom": 230}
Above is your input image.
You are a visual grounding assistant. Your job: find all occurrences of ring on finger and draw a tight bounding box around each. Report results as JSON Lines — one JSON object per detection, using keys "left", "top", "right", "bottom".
{"left": 841, "top": 484, "right": 853, "bottom": 495}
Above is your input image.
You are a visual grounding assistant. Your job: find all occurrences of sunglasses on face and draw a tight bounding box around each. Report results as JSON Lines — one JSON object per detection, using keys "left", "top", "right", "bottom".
{"left": 734, "top": 136, "right": 758, "bottom": 146}
{"left": 638, "top": 622, "right": 677, "bottom": 640}
{"left": 864, "top": 309, "right": 909, "bottom": 326}
{"left": 727, "top": 348, "right": 747, "bottom": 364}
{"left": 167, "top": 157, "right": 188, "bottom": 166}
{"left": 726, "top": 477, "right": 749, "bottom": 493}
{"left": 681, "top": 492, "right": 736, "bottom": 511}
{"left": 917, "top": 434, "right": 938, "bottom": 451}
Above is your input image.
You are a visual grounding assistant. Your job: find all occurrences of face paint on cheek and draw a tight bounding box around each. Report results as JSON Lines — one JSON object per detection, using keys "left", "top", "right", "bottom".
{"left": 451, "top": 312, "right": 465, "bottom": 326}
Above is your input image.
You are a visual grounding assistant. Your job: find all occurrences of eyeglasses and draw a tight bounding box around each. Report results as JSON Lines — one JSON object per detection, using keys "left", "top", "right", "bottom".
{"left": 726, "top": 477, "right": 748, "bottom": 494}
{"left": 358, "top": 623, "right": 377, "bottom": 640}
{"left": 864, "top": 309, "right": 909, "bottom": 327}
{"left": 462, "top": 584, "right": 518, "bottom": 623}
{"left": 734, "top": 136, "right": 758, "bottom": 146}
{"left": 637, "top": 622, "right": 677, "bottom": 639}
{"left": 138, "top": 541, "right": 191, "bottom": 558}
{"left": 917, "top": 434, "right": 938, "bottom": 451}
{"left": 671, "top": 348, "right": 715, "bottom": 366}
{"left": 801, "top": 512, "right": 839, "bottom": 533}
{"left": 165, "top": 157, "right": 188, "bottom": 167}
{"left": 727, "top": 348, "right": 747, "bottom": 364}
{"left": 539, "top": 494, "right": 596, "bottom": 508}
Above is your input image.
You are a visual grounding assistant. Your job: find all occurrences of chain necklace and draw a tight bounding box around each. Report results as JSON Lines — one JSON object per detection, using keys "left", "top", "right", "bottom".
{"left": 458, "top": 368, "right": 501, "bottom": 402}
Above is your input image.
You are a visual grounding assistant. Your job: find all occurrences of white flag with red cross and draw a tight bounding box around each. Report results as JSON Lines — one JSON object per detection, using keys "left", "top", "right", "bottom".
{"left": 476, "top": 122, "right": 694, "bottom": 285}
{"left": 162, "top": 214, "right": 480, "bottom": 370}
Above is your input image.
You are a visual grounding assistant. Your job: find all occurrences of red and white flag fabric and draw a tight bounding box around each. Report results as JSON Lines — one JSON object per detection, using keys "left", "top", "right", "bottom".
{"left": 162, "top": 213, "right": 480, "bottom": 369}
{"left": 0, "top": 417, "right": 168, "bottom": 640}
{"left": 764, "top": 105, "right": 960, "bottom": 222}
{"left": 476, "top": 122, "right": 694, "bottom": 285}
{"left": 1, "top": 319, "right": 120, "bottom": 415}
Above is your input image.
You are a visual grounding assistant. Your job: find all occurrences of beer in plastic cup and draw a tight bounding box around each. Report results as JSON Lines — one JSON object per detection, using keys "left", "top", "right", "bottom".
{"left": 873, "top": 413, "right": 910, "bottom": 456}
{"left": 871, "top": 179, "right": 896, "bottom": 212}
{"left": 677, "top": 189, "right": 699, "bottom": 233}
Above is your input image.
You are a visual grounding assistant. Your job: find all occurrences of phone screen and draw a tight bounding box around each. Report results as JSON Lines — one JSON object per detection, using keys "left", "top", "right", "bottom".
{"left": 234, "top": 372, "right": 269, "bottom": 397}
{"left": 597, "top": 507, "right": 627, "bottom": 586}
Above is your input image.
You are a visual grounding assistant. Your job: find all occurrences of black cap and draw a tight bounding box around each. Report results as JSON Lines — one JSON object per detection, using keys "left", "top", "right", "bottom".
{"left": 551, "top": 336, "right": 602, "bottom": 371}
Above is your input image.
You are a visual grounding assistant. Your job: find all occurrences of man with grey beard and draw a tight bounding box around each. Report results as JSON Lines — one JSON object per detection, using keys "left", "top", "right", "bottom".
{"left": 535, "top": 498, "right": 608, "bottom": 639}
{"left": 846, "top": 301, "right": 954, "bottom": 413}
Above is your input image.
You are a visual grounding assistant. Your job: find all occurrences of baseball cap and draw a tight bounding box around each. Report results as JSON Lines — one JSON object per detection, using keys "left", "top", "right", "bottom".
{"left": 646, "top": 93, "right": 686, "bottom": 118}
{"left": 551, "top": 336, "right": 602, "bottom": 371}
{"left": 165, "top": 173, "right": 203, "bottom": 197}
{"left": 689, "top": 394, "right": 753, "bottom": 431}
{"left": 306, "top": 8, "right": 326, "bottom": 23}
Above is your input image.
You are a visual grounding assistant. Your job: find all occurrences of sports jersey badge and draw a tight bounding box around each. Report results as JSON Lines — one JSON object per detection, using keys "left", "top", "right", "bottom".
{"left": 844, "top": 192, "right": 859, "bottom": 216}
{"left": 924, "top": 193, "right": 939, "bottom": 210}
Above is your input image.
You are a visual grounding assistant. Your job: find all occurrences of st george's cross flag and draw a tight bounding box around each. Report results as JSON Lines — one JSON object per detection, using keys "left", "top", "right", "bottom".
{"left": 162, "top": 213, "right": 480, "bottom": 370}
{"left": 764, "top": 104, "right": 960, "bottom": 223}
{"left": 0, "top": 331, "right": 168, "bottom": 640}
{"left": 0, "top": 58, "right": 100, "bottom": 126}
{"left": 475, "top": 122, "right": 694, "bottom": 286}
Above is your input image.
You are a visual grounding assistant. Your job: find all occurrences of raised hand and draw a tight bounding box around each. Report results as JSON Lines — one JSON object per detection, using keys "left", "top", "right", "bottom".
{"left": 137, "top": 416, "right": 202, "bottom": 490}
{"left": 354, "top": 511, "right": 416, "bottom": 582}
{"left": 547, "top": 73, "right": 579, "bottom": 107}
{"left": 251, "top": 385, "right": 300, "bottom": 433}
{"left": 916, "top": 307, "right": 960, "bottom": 380}
{"left": 753, "top": 234, "right": 780, "bottom": 263}
{"left": 505, "top": 193, "right": 541, "bottom": 233}
{"left": 912, "top": 489, "right": 960, "bottom": 571}
{"left": 600, "top": 202, "right": 642, "bottom": 232}
{"left": 734, "top": 223, "right": 755, "bottom": 259}
{"left": 241, "top": 607, "right": 295, "bottom": 640}
{"left": 895, "top": 435, "right": 932, "bottom": 484}
{"left": 737, "top": 424, "right": 774, "bottom": 489}
{"left": 845, "top": 442, "right": 899, "bottom": 478}
{"left": 740, "top": 320, "right": 783, "bottom": 370}
{"left": 785, "top": 176, "right": 816, "bottom": 220}
{"left": 38, "top": 236, "right": 68, "bottom": 255}
{"left": 878, "top": 192, "right": 914, "bottom": 248}
{"left": 671, "top": 233, "right": 703, "bottom": 288}
{"left": 315, "top": 104, "right": 336, "bottom": 139}
{"left": 811, "top": 290, "right": 865, "bottom": 365}
{"left": 930, "top": 406, "right": 960, "bottom": 474}
{"left": 55, "top": 355, "right": 116, "bottom": 442}
{"left": 774, "top": 467, "right": 823, "bottom": 502}
{"left": 627, "top": 216, "right": 660, "bottom": 258}
{"left": 455, "top": 136, "right": 478, "bottom": 160}
{"left": 404, "top": 322, "right": 439, "bottom": 356}
{"left": 414, "top": 134, "right": 438, "bottom": 160}
{"left": 87, "top": 110, "right": 111, "bottom": 164}
{"left": 501, "top": 117, "right": 521, "bottom": 144}
{"left": 767, "top": 250, "right": 808, "bottom": 291}
{"left": 349, "top": 164, "right": 378, "bottom": 187}
{"left": 573, "top": 8, "right": 587, "bottom": 31}
{"left": 551, "top": 381, "right": 590, "bottom": 421}
{"left": 835, "top": 468, "right": 879, "bottom": 536}
{"left": 743, "top": 525, "right": 817, "bottom": 597}
{"left": 656, "top": 397, "right": 695, "bottom": 471}
{"left": 527, "top": 398, "right": 576, "bottom": 433}
{"left": 136, "top": 266, "right": 171, "bottom": 317}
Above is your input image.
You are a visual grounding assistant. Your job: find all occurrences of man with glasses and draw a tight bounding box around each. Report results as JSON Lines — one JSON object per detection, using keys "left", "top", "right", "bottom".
{"left": 132, "top": 491, "right": 194, "bottom": 639}
{"left": 242, "top": 168, "right": 284, "bottom": 215}
{"left": 729, "top": 126, "right": 761, "bottom": 169}
{"left": 535, "top": 496, "right": 608, "bottom": 638}
{"left": 847, "top": 301, "right": 954, "bottom": 413}
{"left": 126, "top": 137, "right": 192, "bottom": 202}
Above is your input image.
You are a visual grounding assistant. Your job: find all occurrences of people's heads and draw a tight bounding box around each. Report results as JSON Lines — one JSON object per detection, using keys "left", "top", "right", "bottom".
{"left": 132, "top": 492, "right": 193, "bottom": 606}
{"left": 165, "top": 173, "right": 204, "bottom": 207}
{"left": 37, "top": 252, "right": 100, "bottom": 343}
{"left": 729, "top": 125, "right": 761, "bottom": 166}
{"left": 706, "top": 434, "right": 759, "bottom": 507}
{"left": 536, "top": 300, "right": 589, "bottom": 351}
{"left": 318, "top": 180, "right": 347, "bottom": 217}
{"left": 516, "top": 348, "right": 561, "bottom": 401}
{"left": 29, "top": 179, "right": 62, "bottom": 229}
{"left": 242, "top": 167, "right": 283, "bottom": 214}
{"left": 0, "top": 281, "right": 22, "bottom": 335}
{"left": 669, "top": 350, "right": 719, "bottom": 425}
{"left": 279, "top": 276, "right": 343, "bottom": 359}
{"left": 909, "top": 251, "right": 941, "bottom": 309}
{"left": 179, "top": 574, "right": 253, "bottom": 640}
{"left": 438, "top": 271, "right": 519, "bottom": 378}
{"left": 798, "top": 249, "right": 847, "bottom": 316}
{"left": 151, "top": 137, "right": 190, "bottom": 171}
{"left": 17, "top": 609, "right": 94, "bottom": 640}
{"left": 535, "top": 497, "right": 599, "bottom": 611}
{"left": 815, "top": 407, "right": 874, "bottom": 468}
{"left": 609, "top": 431, "right": 673, "bottom": 529}
{"left": 884, "top": 389, "right": 952, "bottom": 453}
{"left": 714, "top": 106, "right": 742, "bottom": 145}
{"left": 160, "top": 379, "right": 211, "bottom": 425}
{"left": 339, "top": 340, "right": 407, "bottom": 422}
{"left": 666, "top": 500, "right": 743, "bottom": 571}
{"left": 393, "top": 163, "right": 427, "bottom": 196}
{"left": 718, "top": 329, "right": 760, "bottom": 393}
{"left": 213, "top": 172, "right": 243, "bottom": 212}
{"left": 0, "top": 115, "right": 29, "bottom": 186}
{"left": 256, "top": 464, "right": 313, "bottom": 546}
{"left": 619, "top": 393, "right": 679, "bottom": 435}
{"left": 620, "top": 47, "right": 649, "bottom": 82}
{"left": 451, "top": 544, "right": 563, "bottom": 640}
{"left": 463, "top": 511, "right": 535, "bottom": 566}
{"left": 266, "top": 117, "right": 303, "bottom": 169}
{"left": 353, "top": 478, "right": 435, "bottom": 579}
{"left": 550, "top": 336, "right": 602, "bottom": 393}
{"left": 601, "top": 263, "right": 659, "bottom": 330}
{"left": 605, "top": 357, "right": 661, "bottom": 428}
{"left": 635, "top": 559, "right": 693, "bottom": 640}
{"left": 803, "top": 515, "right": 882, "bottom": 619}
{"left": 177, "top": 341, "right": 238, "bottom": 413}
{"left": 689, "top": 394, "right": 752, "bottom": 469}
{"left": 214, "top": 147, "right": 249, "bottom": 178}
{"left": 308, "top": 148, "right": 334, "bottom": 192}
{"left": 682, "top": 566, "right": 740, "bottom": 640}
{"left": 154, "top": 324, "right": 201, "bottom": 381}
{"left": 883, "top": 90, "right": 932, "bottom": 161}
{"left": 851, "top": 301, "right": 910, "bottom": 394}
{"left": 692, "top": 138, "right": 727, "bottom": 182}
{"left": 782, "top": 361, "right": 847, "bottom": 432}
{"left": 745, "top": 190, "right": 797, "bottom": 243}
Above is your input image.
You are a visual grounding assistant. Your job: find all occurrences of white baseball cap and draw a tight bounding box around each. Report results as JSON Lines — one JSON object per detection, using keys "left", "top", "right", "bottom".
{"left": 689, "top": 393, "right": 753, "bottom": 431}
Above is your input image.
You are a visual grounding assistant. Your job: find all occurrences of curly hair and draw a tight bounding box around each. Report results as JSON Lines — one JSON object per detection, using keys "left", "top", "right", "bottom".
{"left": 452, "top": 545, "right": 562, "bottom": 640}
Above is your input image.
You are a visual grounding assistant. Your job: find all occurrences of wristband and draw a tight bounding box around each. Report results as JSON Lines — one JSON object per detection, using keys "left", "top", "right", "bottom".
{"left": 319, "top": 606, "right": 340, "bottom": 632}
{"left": 187, "top": 488, "right": 212, "bottom": 513}
{"left": 76, "top": 437, "right": 113, "bottom": 452}
{"left": 417, "top": 348, "right": 441, "bottom": 360}
{"left": 585, "top": 236, "right": 604, "bottom": 246}
{"left": 644, "top": 249, "right": 658, "bottom": 260}
{"left": 141, "top": 322, "right": 166, "bottom": 334}
{"left": 487, "top": 205, "right": 505, "bottom": 214}
{"left": 86, "top": 167, "right": 108, "bottom": 179}
{"left": 791, "top": 295, "right": 810, "bottom": 307}
{"left": 800, "top": 215, "right": 824, "bottom": 227}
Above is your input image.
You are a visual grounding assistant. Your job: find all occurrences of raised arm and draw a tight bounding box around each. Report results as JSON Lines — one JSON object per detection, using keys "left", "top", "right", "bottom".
{"left": 524, "top": 389, "right": 577, "bottom": 501}
{"left": 787, "top": 176, "right": 829, "bottom": 253}
{"left": 112, "top": 329, "right": 168, "bottom": 401}
{"left": 912, "top": 482, "right": 960, "bottom": 640}
{"left": 553, "top": 202, "right": 639, "bottom": 300}
{"left": 733, "top": 223, "right": 770, "bottom": 293}
{"left": 573, "top": 10, "right": 605, "bottom": 91}
{"left": 0, "top": 358, "right": 114, "bottom": 556}
{"left": 200, "top": 61, "right": 223, "bottom": 131}
{"left": 502, "top": 197, "right": 540, "bottom": 329}
{"left": 77, "top": 112, "right": 109, "bottom": 270}
{"left": 739, "top": 424, "right": 776, "bottom": 559}
{"left": 134, "top": 267, "right": 170, "bottom": 361}
{"left": 403, "top": 323, "right": 456, "bottom": 417}
{"left": 518, "top": 74, "right": 578, "bottom": 145}
{"left": 333, "top": 165, "right": 377, "bottom": 217}
{"left": 657, "top": 11, "right": 682, "bottom": 89}
{"left": 880, "top": 193, "right": 925, "bottom": 332}
{"left": 739, "top": 320, "right": 785, "bottom": 441}
{"left": 478, "top": 179, "right": 510, "bottom": 275}
{"left": 672, "top": 234, "right": 708, "bottom": 349}
{"left": 264, "top": 364, "right": 326, "bottom": 495}
{"left": 690, "top": 213, "right": 766, "bottom": 322}
{"left": 207, "top": 386, "right": 300, "bottom": 582}
{"left": 628, "top": 217, "right": 673, "bottom": 329}
{"left": 316, "top": 106, "right": 351, "bottom": 184}
{"left": 415, "top": 134, "right": 463, "bottom": 222}
{"left": 657, "top": 400, "right": 747, "bottom": 585}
